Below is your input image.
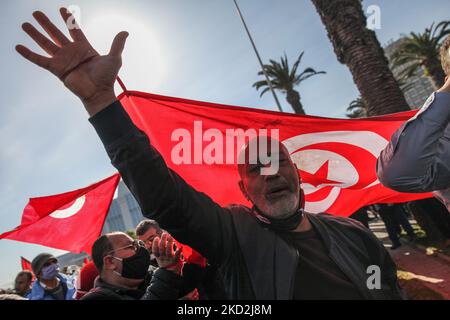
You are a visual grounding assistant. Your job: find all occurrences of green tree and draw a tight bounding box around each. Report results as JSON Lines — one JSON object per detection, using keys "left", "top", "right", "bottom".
{"left": 346, "top": 96, "right": 368, "bottom": 118}
{"left": 253, "top": 52, "right": 325, "bottom": 115}
{"left": 311, "top": 0, "right": 448, "bottom": 242}
{"left": 311, "top": 0, "right": 410, "bottom": 116}
{"left": 126, "top": 230, "right": 136, "bottom": 240}
{"left": 391, "top": 21, "right": 450, "bottom": 89}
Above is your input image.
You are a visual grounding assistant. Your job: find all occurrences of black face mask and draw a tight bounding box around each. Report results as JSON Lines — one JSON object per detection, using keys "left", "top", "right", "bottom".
{"left": 251, "top": 188, "right": 305, "bottom": 232}
{"left": 253, "top": 207, "right": 304, "bottom": 232}
{"left": 113, "top": 246, "right": 151, "bottom": 280}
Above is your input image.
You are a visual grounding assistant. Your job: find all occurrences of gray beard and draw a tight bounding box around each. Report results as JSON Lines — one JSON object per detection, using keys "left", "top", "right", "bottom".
{"left": 258, "top": 192, "right": 299, "bottom": 219}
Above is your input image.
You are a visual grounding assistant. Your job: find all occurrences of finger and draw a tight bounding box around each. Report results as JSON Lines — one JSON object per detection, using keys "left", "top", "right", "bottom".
{"left": 166, "top": 236, "right": 174, "bottom": 257}
{"left": 59, "top": 7, "right": 87, "bottom": 42}
{"left": 109, "top": 31, "right": 129, "bottom": 57}
{"left": 22, "top": 23, "right": 59, "bottom": 55}
{"left": 32, "top": 11, "right": 70, "bottom": 46}
{"left": 16, "top": 45, "right": 51, "bottom": 69}
{"left": 152, "top": 237, "right": 161, "bottom": 257}
{"left": 159, "top": 233, "right": 168, "bottom": 256}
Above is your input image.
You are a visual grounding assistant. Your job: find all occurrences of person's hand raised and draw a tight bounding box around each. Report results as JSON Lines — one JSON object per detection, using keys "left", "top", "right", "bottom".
{"left": 152, "top": 233, "right": 183, "bottom": 274}
{"left": 16, "top": 8, "right": 129, "bottom": 116}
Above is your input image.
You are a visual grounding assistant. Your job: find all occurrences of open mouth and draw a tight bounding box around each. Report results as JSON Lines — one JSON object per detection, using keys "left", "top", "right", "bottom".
{"left": 265, "top": 185, "right": 290, "bottom": 200}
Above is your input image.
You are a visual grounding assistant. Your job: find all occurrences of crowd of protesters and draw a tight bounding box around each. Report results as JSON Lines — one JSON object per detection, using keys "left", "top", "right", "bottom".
{"left": 0, "top": 219, "right": 226, "bottom": 300}
{"left": 350, "top": 204, "right": 417, "bottom": 250}
{"left": 0, "top": 204, "right": 418, "bottom": 300}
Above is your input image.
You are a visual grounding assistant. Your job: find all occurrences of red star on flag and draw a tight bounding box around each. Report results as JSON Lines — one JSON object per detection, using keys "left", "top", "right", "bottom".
{"left": 299, "top": 160, "right": 341, "bottom": 188}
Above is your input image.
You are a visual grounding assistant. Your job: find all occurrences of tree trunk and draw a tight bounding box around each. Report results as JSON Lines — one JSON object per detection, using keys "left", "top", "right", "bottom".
{"left": 425, "top": 61, "right": 446, "bottom": 89}
{"left": 311, "top": 0, "right": 410, "bottom": 116}
{"left": 311, "top": 0, "right": 447, "bottom": 242}
{"left": 286, "top": 89, "right": 306, "bottom": 115}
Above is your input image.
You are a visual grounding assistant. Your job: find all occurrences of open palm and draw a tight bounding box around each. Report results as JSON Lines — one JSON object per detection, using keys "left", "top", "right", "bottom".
{"left": 16, "top": 8, "right": 128, "bottom": 113}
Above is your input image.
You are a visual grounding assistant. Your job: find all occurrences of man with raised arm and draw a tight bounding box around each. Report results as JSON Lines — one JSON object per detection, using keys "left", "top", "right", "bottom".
{"left": 17, "top": 8, "right": 403, "bottom": 300}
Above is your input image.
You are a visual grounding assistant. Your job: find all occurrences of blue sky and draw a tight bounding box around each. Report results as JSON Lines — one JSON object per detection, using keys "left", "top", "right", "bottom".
{"left": 1, "top": 0, "right": 449, "bottom": 287}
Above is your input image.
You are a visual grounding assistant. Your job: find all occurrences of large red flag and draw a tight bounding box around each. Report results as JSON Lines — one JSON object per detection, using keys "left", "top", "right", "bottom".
{"left": 1, "top": 174, "right": 120, "bottom": 255}
{"left": 119, "top": 91, "right": 432, "bottom": 217}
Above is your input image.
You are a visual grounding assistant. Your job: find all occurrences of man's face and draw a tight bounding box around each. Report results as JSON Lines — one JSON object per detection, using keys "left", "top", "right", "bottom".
{"left": 137, "top": 227, "right": 160, "bottom": 253}
{"left": 14, "top": 275, "right": 31, "bottom": 294}
{"left": 38, "top": 258, "right": 58, "bottom": 280}
{"left": 239, "top": 139, "right": 301, "bottom": 219}
{"left": 107, "top": 233, "right": 141, "bottom": 275}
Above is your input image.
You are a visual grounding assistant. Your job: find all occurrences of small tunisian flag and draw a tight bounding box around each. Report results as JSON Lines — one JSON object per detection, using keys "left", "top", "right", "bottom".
{"left": 21, "top": 256, "right": 36, "bottom": 280}
{"left": 174, "top": 240, "right": 207, "bottom": 267}
{"left": 119, "top": 91, "right": 431, "bottom": 217}
{"left": 0, "top": 174, "right": 120, "bottom": 255}
{"left": 21, "top": 256, "right": 32, "bottom": 272}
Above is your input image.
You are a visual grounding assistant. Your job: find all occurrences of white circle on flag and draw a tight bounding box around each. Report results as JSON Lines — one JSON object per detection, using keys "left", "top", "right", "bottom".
{"left": 50, "top": 195, "right": 86, "bottom": 219}
{"left": 282, "top": 130, "right": 388, "bottom": 213}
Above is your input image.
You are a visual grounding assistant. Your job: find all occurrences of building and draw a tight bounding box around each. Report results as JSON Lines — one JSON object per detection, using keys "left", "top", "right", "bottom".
{"left": 384, "top": 37, "right": 435, "bottom": 109}
{"left": 57, "top": 252, "right": 89, "bottom": 268}
{"left": 102, "top": 180, "right": 145, "bottom": 234}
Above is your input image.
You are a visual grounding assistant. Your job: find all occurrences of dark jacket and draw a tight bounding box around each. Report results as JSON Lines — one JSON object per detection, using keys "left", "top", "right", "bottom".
{"left": 180, "top": 263, "right": 227, "bottom": 300}
{"left": 90, "top": 101, "right": 404, "bottom": 300}
{"left": 377, "top": 92, "right": 450, "bottom": 211}
{"left": 81, "top": 267, "right": 182, "bottom": 300}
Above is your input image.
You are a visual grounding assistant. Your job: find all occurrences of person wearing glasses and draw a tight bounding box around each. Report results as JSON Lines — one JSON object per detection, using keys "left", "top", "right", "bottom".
{"left": 81, "top": 231, "right": 184, "bottom": 300}
{"left": 135, "top": 219, "right": 227, "bottom": 300}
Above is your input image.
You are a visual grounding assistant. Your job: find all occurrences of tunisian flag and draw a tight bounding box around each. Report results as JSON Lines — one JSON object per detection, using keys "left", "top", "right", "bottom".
{"left": 21, "top": 256, "right": 33, "bottom": 272}
{"left": 0, "top": 174, "right": 120, "bottom": 255}
{"left": 119, "top": 91, "right": 431, "bottom": 217}
{"left": 21, "top": 256, "right": 36, "bottom": 280}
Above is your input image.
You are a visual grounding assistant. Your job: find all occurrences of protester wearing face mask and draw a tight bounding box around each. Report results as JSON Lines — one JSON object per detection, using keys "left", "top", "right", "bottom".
{"left": 136, "top": 219, "right": 227, "bottom": 300}
{"left": 82, "top": 232, "right": 184, "bottom": 300}
{"left": 29, "top": 253, "right": 76, "bottom": 300}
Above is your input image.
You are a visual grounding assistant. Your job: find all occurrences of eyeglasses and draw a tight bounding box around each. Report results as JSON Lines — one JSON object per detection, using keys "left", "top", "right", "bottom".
{"left": 106, "top": 239, "right": 145, "bottom": 255}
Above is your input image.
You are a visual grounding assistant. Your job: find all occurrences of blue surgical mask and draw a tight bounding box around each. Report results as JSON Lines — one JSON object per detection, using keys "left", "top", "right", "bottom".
{"left": 41, "top": 263, "right": 60, "bottom": 280}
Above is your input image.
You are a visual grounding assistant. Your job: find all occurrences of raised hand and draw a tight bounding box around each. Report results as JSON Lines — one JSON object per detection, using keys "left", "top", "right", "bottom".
{"left": 152, "top": 233, "right": 183, "bottom": 274}
{"left": 16, "top": 8, "right": 128, "bottom": 116}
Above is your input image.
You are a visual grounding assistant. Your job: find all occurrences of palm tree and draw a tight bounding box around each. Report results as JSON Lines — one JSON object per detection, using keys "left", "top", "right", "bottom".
{"left": 311, "top": 0, "right": 410, "bottom": 116}
{"left": 311, "top": 0, "right": 448, "bottom": 242}
{"left": 253, "top": 52, "right": 325, "bottom": 115}
{"left": 346, "top": 96, "right": 368, "bottom": 118}
{"left": 391, "top": 21, "right": 450, "bottom": 90}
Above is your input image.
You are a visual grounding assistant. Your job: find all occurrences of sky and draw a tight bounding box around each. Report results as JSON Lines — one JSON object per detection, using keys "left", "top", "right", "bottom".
{"left": 1, "top": 0, "right": 449, "bottom": 287}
